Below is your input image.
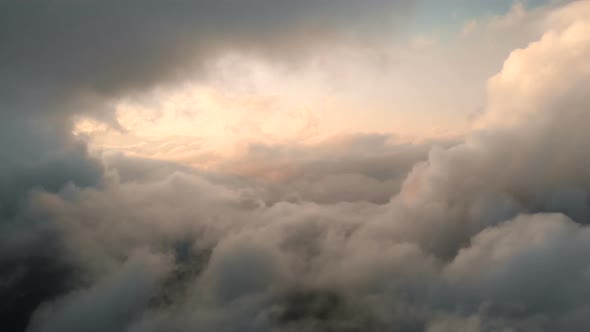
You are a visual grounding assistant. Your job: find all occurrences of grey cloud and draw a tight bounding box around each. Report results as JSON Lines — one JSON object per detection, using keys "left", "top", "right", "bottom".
{"left": 97, "top": 133, "right": 455, "bottom": 207}
{"left": 0, "top": 0, "right": 414, "bottom": 115}
{"left": 212, "top": 134, "right": 457, "bottom": 205}
{"left": 27, "top": 251, "right": 171, "bottom": 332}
{"left": 439, "top": 213, "right": 590, "bottom": 331}
{"left": 3, "top": 1, "right": 590, "bottom": 332}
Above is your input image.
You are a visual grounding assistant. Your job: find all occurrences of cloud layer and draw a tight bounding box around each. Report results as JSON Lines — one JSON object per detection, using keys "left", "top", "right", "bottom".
{"left": 2, "top": 1, "right": 590, "bottom": 332}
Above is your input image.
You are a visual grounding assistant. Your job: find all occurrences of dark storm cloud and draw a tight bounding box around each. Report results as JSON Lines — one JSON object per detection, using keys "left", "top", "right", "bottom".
{"left": 0, "top": 0, "right": 413, "bottom": 115}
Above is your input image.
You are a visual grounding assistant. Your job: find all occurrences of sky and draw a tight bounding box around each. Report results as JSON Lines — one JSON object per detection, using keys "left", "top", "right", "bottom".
{"left": 411, "top": 0, "right": 548, "bottom": 31}
{"left": 70, "top": 0, "right": 561, "bottom": 169}
{"left": 1, "top": 1, "right": 590, "bottom": 331}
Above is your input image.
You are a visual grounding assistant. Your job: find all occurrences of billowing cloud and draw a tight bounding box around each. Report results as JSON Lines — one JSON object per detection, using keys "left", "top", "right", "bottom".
{"left": 2, "top": 1, "right": 590, "bottom": 332}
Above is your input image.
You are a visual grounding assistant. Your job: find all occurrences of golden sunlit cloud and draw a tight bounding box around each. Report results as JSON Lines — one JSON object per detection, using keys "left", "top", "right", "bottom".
{"left": 74, "top": 52, "right": 472, "bottom": 169}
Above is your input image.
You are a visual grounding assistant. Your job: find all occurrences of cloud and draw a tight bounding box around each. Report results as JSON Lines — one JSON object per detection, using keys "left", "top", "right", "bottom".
{"left": 2, "top": 1, "right": 590, "bottom": 332}
{"left": 0, "top": 4, "right": 417, "bottom": 327}
{"left": 27, "top": 250, "right": 171, "bottom": 332}
{"left": 0, "top": 0, "right": 414, "bottom": 110}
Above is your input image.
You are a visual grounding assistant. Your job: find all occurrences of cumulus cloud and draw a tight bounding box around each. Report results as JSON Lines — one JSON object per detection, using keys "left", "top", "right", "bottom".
{"left": 27, "top": 250, "right": 171, "bottom": 332}
{"left": 2, "top": 1, "right": 590, "bottom": 332}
